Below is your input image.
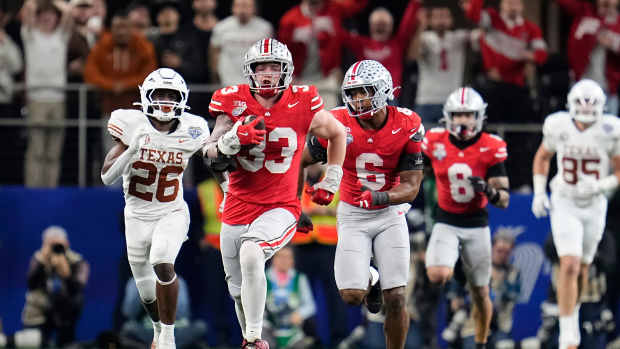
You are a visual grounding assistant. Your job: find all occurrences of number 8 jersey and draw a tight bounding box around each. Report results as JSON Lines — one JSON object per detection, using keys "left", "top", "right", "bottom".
{"left": 108, "top": 109, "right": 210, "bottom": 219}
{"left": 542, "top": 112, "right": 620, "bottom": 196}
{"left": 422, "top": 127, "right": 507, "bottom": 218}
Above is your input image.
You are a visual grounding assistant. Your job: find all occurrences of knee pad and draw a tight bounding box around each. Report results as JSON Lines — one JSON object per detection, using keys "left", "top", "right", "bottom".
{"left": 228, "top": 282, "right": 241, "bottom": 298}
{"left": 239, "top": 241, "right": 265, "bottom": 275}
{"left": 130, "top": 261, "right": 156, "bottom": 303}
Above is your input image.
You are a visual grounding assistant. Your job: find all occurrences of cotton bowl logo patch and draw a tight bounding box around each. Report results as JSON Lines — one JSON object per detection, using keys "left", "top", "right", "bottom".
{"left": 433, "top": 143, "right": 446, "bottom": 161}
{"left": 345, "top": 127, "right": 353, "bottom": 145}
{"left": 188, "top": 127, "right": 203, "bottom": 139}
{"left": 603, "top": 123, "right": 614, "bottom": 134}
{"left": 232, "top": 101, "right": 247, "bottom": 116}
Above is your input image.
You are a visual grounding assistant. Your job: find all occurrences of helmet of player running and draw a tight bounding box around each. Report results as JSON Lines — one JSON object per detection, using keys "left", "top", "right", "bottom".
{"left": 567, "top": 79, "right": 606, "bottom": 124}
{"left": 342, "top": 60, "right": 395, "bottom": 119}
{"left": 138, "top": 68, "right": 189, "bottom": 122}
{"left": 243, "top": 38, "right": 294, "bottom": 97}
{"left": 442, "top": 87, "right": 487, "bottom": 139}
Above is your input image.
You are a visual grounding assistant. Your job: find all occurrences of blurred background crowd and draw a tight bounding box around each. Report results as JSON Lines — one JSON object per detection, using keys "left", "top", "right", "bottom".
{"left": 4, "top": 0, "right": 620, "bottom": 348}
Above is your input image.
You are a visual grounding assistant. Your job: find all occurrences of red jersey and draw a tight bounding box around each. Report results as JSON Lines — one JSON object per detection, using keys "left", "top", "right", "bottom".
{"left": 422, "top": 128, "right": 507, "bottom": 215}
{"left": 209, "top": 84, "right": 324, "bottom": 224}
{"left": 465, "top": 0, "right": 547, "bottom": 86}
{"left": 319, "top": 106, "right": 423, "bottom": 209}
{"left": 556, "top": 0, "right": 620, "bottom": 94}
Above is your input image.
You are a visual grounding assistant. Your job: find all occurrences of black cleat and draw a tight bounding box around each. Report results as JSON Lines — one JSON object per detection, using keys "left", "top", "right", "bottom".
{"left": 365, "top": 266, "right": 382, "bottom": 314}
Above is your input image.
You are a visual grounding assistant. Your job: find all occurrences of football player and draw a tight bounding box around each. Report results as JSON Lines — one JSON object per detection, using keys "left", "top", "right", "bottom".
{"left": 101, "top": 68, "right": 211, "bottom": 349}
{"left": 301, "top": 60, "right": 425, "bottom": 349}
{"left": 532, "top": 79, "right": 620, "bottom": 349}
{"left": 202, "top": 38, "right": 346, "bottom": 349}
{"left": 423, "top": 87, "right": 510, "bottom": 349}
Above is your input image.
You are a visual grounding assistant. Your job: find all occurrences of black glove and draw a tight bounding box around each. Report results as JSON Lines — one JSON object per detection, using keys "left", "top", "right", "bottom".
{"left": 297, "top": 212, "right": 314, "bottom": 234}
{"left": 206, "top": 148, "right": 237, "bottom": 172}
{"left": 468, "top": 176, "right": 488, "bottom": 194}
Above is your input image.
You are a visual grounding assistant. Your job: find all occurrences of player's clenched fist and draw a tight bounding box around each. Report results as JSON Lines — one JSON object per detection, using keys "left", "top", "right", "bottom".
{"left": 217, "top": 115, "right": 266, "bottom": 155}
{"left": 307, "top": 165, "right": 343, "bottom": 205}
{"left": 355, "top": 185, "right": 389, "bottom": 209}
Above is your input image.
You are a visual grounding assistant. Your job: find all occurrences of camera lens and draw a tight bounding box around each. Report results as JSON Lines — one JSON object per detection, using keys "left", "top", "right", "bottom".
{"left": 52, "top": 243, "right": 65, "bottom": 254}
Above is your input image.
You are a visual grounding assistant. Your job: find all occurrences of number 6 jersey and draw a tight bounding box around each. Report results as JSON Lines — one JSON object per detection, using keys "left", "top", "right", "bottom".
{"left": 422, "top": 128, "right": 507, "bottom": 227}
{"left": 107, "top": 109, "right": 210, "bottom": 219}
{"left": 542, "top": 112, "right": 620, "bottom": 196}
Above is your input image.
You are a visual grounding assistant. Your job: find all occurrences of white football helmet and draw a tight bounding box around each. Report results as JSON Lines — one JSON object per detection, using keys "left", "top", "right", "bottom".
{"left": 567, "top": 79, "right": 606, "bottom": 124}
{"left": 442, "top": 87, "right": 487, "bottom": 139}
{"left": 138, "top": 68, "right": 189, "bottom": 122}
{"left": 342, "top": 60, "right": 395, "bottom": 119}
{"left": 243, "top": 38, "right": 294, "bottom": 96}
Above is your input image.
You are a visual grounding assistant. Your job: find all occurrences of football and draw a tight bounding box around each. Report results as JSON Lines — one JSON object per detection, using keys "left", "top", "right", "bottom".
{"left": 241, "top": 115, "right": 266, "bottom": 150}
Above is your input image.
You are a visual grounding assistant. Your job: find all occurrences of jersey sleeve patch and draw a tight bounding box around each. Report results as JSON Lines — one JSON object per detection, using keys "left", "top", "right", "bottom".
{"left": 308, "top": 85, "right": 324, "bottom": 112}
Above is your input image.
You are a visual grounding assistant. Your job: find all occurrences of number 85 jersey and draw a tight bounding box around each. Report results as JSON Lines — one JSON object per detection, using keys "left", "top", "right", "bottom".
{"left": 422, "top": 127, "right": 507, "bottom": 214}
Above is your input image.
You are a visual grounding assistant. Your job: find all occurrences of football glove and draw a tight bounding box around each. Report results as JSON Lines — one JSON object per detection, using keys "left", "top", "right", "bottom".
{"left": 217, "top": 116, "right": 266, "bottom": 155}
{"left": 531, "top": 193, "right": 550, "bottom": 218}
{"left": 297, "top": 212, "right": 314, "bottom": 234}
{"left": 355, "top": 184, "right": 390, "bottom": 209}
{"left": 307, "top": 165, "right": 343, "bottom": 205}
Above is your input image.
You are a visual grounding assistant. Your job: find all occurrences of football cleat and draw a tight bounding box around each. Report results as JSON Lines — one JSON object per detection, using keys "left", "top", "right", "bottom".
{"left": 242, "top": 339, "right": 270, "bottom": 349}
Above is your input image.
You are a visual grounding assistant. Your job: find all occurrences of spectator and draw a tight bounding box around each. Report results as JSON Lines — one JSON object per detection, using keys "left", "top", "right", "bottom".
{"left": 21, "top": 226, "right": 90, "bottom": 347}
{"left": 0, "top": 7, "right": 22, "bottom": 115}
{"left": 458, "top": 230, "right": 521, "bottom": 349}
{"left": 341, "top": 1, "right": 421, "bottom": 100}
{"left": 209, "top": 0, "right": 273, "bottom": 85}
{"left": 127, "top": 1, "right": 157, "bottom": 41}
{"left": 279, "top": 0, "right": 368, "bottom": 109}
{"left": 463, "top": 0, "right": 548, "bottom": 123}
{"left": 154, "top": 1, "right": 207, "bottom": 83}
{"left": 121, "top": 276, "right": 207, "bottom": 349}
{"left": 264, "top": 246, "right": 318, "bottom": 349}
{"left": 67, "top": 0, "right": 94, "bottom": 82}
{"left": 21, "top": 0, "right": 73, "bottom": 188}
{"left": 83, "top": 8, "right": 156, "bottom": 171}
{"left": 556, "top": 0, "right": 620, "bottom": 115}
{"left": 411, "top": 4, "right": 474, "bottom": 123}
{"left": 192, "top": 0, "right": 218, "bottom": 81}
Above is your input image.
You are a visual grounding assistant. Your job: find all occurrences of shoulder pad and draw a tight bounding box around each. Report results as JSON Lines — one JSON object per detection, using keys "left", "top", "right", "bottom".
{"left": 108, "top": 109, "right": 146, "bottom": 146}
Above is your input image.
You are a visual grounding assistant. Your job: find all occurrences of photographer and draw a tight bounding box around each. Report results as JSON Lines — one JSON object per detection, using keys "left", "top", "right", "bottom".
{"left": 21, "top": 226, "right": 90, "bottom": 347}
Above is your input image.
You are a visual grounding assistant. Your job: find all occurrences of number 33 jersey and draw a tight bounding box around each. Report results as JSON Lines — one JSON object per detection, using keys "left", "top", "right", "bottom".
{"left": 422, "top": 128, "right": 507, "bottom": 214}
{"left": 107, "top": 109, "right": 210, "bottom": 219}
{"left": 542, "top": 112, "right": 620, "bottom": 195}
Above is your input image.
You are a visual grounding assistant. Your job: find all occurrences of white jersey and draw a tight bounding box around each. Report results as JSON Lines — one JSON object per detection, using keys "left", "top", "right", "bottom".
{"left": 542, "top": 112, "right": 620, "bottom": 198}
{"left": 107, "top": 109, "right": 210, "bottom": 219}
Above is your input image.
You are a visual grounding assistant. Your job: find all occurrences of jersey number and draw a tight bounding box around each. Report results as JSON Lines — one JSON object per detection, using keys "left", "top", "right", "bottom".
{"left": 128, "top": 162, "right": 183, "bottom": 202}
{"left": 448, "top": 163, "right": 475, "bottom": 203}
{"left": 562, "top": 157, "right": 600, "bottom": 184}
{"left": 356, "top": 153, "right": 386, "bottom": 191}
{"left": 238, "top": 127, "right": 298, "bottom": 173}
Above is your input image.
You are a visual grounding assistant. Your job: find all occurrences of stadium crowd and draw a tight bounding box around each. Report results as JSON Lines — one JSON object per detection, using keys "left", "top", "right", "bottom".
{"left": 3, "top": 0, "right": 620, "bottom": 349}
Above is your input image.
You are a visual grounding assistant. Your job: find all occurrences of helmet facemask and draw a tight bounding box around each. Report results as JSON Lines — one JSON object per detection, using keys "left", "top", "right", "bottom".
{"left": 144, "top": 88, "right": 186, "bottom": 122}
{"left": 569, "top": 96, "right": 604, "bottom": 124}
{"left": 445, "top": 111, "right": 483, "bottom": 140}
{"left": 343, "top": 85, "right": 386, "bottom": 119}
{"left": 246, "top": 61, "right": 290, "bottom": 97}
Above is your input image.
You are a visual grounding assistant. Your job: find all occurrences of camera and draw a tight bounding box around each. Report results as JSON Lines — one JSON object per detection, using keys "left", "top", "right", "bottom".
{"left": 51, "top": 243, "right": 66, "bottom": 254}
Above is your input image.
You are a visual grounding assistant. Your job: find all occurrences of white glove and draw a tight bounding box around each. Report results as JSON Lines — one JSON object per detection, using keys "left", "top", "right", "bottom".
{"left": 315, "top": 164, "right": 343, "bottom": 194}
{"left": 217, "top": 120, "right": 243, "bottom": 156}
{"left": 575, "top": 175, "right": 601, "bottom": 199}
{"left": 531, "top": 193, "right": 550, "bottom": 218}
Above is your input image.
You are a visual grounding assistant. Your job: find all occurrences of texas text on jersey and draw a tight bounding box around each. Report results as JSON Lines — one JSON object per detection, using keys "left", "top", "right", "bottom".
{"left": 107, "top": 109, "right": 210, "bottom": 219}
{"left": 208, "top": 83, "right": 324, "bottom": 224}
{"left": 312, "top": 105, "right": 424, "bottom": 208}
{"left": 422, "top": 127, "right": 507, "bottom": 226}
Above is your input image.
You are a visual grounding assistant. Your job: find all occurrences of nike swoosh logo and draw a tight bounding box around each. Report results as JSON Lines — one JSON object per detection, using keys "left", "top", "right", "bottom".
{"left": 392, "top": 128, "right": 401, "bottom": 134}
{"left": 480, "top": 147, "right": 489, "bottom": 152}
{"left": 288, "top": 101, "right": 300, "bottom": 108}
{"left": 239, "top": 132, "right": 248, "bottom": 136}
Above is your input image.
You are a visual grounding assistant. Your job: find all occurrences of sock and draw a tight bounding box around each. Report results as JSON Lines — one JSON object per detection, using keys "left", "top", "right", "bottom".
{"left": 240, "top": 241, "right": 266, "bottom": 342}
{"left": 152, "top": 321, "right": 161, "bottom": 343}
{"left": 233, "top": 296, "right": 247, "bottom": 339}
{"left": 160, "top": 323, "right": 175, "bottom": 340}
{"left": 475, "top": 343, "right": 486, "bottom": 349}
{"left": 559, "top": 315, "right": 579, "bottom": 348}
{"left": 571, "top": 304, "right": 581, "bottom": 344}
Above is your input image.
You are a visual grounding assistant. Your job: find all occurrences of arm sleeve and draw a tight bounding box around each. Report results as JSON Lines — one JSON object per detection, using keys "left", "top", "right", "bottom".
{"left": 529, "top": 24, "right": 548, "bottom": 65}
{"left": 395, "top": 0, "right": 421, "bottom": 42}
{"left": 297, "top": 274, "right": 317, "bottom": 320}
{"left": 307, "top": 135, "right": 328, "bottom": 164}
{"left": 486, "top": 161, "right": 507, "bottom": 179}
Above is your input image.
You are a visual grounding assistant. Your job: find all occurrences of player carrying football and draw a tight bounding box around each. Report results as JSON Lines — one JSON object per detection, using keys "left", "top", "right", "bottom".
{"left": 423, "top": 87, "right": 510, "bottom": 349}
{"left": 202, "top": 38, "right": 346, "bottom": 349}
{"left": 101, "top": 68, "right": 211, "bottom": 349}
{"left": 532, "top": 79, "right": 620, "bottom": 349}
{"left": 301, "top": 60, "right": 425, "bottom": 349}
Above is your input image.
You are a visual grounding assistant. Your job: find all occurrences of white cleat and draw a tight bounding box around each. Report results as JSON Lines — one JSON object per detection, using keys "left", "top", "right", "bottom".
{"left": 158, "top": 333, "right": 176, "bottom": 349}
